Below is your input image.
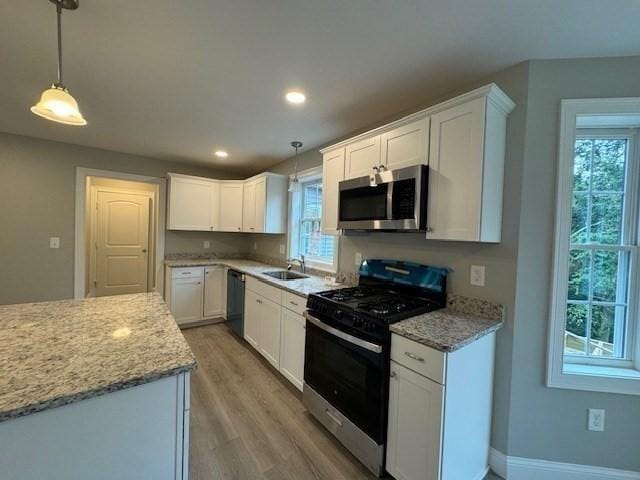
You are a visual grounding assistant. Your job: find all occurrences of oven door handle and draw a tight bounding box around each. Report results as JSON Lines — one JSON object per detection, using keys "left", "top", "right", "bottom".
{"left": 304, "top": 312, "right": 383, "bottom": 354}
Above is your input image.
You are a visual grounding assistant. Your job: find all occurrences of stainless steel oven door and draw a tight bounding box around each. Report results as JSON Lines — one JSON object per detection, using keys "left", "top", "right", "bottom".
{"left": 338, "top": 164, "right": 427, "bottom": 230}
{"left": 303, "top": 312, "right": 387, "bottom": 444}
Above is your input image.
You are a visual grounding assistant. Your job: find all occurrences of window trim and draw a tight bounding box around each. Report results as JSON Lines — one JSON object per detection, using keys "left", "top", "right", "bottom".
{"left": 287, "top": 166, "right": 339, "bottom": 273}
{"left": 548, "top": 98, "right": 640, "bottom": 395}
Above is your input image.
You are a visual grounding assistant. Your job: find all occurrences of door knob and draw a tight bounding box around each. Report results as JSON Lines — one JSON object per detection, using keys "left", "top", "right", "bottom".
{"left": 142, "top": 249, "right": 147, "bottom": 253}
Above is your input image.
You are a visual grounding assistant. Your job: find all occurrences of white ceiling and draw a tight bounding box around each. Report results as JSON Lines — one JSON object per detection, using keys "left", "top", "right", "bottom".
{"left": 2, "top": 0, "right": 639, "bottom": 174}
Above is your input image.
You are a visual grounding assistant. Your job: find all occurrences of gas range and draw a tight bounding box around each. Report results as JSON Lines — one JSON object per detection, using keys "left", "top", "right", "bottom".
{"left": 306, "top": 286, "right": 442, "bottom": 343}
{"left": 302, "top": 259, "right": 449, "bottom": 477}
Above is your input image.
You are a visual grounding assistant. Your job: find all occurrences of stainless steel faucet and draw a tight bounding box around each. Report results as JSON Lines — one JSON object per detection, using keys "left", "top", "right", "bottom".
{"left": 287, "top": 255, "right": 306, "bottom": 273}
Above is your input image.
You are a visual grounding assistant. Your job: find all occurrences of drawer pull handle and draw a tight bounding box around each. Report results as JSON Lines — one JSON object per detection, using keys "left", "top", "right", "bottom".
{"left": 181, "top": 272, "right": 190, "bottom": 275}
{"left": 325, "top": 409, "right": 343, "bottom": 427}
{"left": 290, "top": 301, "right": 298, "bottom": 306}
{"left": 405, "top": 351, "right": 425, "bottom": 362}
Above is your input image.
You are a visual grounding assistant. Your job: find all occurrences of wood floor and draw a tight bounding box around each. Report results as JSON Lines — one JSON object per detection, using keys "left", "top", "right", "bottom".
{"left": 183, "top": 323, "right": 501, "bottom": 480}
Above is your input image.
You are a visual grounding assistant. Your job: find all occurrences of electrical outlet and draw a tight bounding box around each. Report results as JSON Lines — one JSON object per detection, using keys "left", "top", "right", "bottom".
{"left": 254, "top": 242, "right": 258, "bottom": 250}
{"left": 588, "top": 409, "right": 605, "bottom": 432}
{"left": 49, "top": 237, "right": 60, "bottom": 249}
{"left": 470, "top": 265, "right": 485, "bottom": 287}
{"left": 279, "top": 244, "right": 285, "bottom": 254}
{"left": 203, "top": 240, "right": 210, "bottom": 249}
{"left": 355, "top": 252, "right": 362, "bottom": 266}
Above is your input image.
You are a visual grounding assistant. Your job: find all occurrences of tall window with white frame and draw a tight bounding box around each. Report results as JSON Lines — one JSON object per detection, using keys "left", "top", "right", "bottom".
{"left": 565, "top": 134, "right": 635, "bottom": 364}
{"left": 289, "top": 171, "right": 338, "bottom": 272}
{"left": 549, "top": 101, "right": 640, "bottom": 395}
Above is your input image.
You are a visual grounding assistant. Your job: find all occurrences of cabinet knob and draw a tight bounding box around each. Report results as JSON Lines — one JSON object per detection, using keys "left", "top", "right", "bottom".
{"left": 426, "top": 226, "right": 434, "bottom": 233}
{"left": 390, "top": 371, "right": 397, "bottom": 378}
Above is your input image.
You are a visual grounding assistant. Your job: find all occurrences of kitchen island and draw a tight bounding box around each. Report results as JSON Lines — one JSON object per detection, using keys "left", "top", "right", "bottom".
{"left": 0, "top": 293, "right": 196, "bottom": 480}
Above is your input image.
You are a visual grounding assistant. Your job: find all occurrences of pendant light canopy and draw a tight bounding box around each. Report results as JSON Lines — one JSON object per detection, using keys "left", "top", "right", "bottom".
{"left": 288, "top": 141, "right": 303, "bottom": 193}
{"left": 31, "top": 0, "right": 86, "bottom": 126}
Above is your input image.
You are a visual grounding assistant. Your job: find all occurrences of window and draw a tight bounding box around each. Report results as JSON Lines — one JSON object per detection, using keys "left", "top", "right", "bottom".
{"left": 548, "top": 99, "right": 640, "bottom": 395}
{"left": 288, "top": 168, "right": 338, "bottom": 272}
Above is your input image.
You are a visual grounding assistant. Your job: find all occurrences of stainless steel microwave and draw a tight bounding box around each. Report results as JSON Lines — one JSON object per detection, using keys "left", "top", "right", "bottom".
{"left": 338, "top": 164, "right": 428, "bottom": 231}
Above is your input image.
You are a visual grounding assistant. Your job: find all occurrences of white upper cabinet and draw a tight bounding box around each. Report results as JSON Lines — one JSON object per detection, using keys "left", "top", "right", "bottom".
{"left": 242, "top": 180, "right": 257, "bottom": 232}
{"left": 380, "top": 117, "right": 429, "bottom": 171}
{"left": 167, "top": 174, "right": 218, "bottom": 231}
{"left": 219, "top": 182, "right": 244, "bottom": 232}
{"left": 427, "top": 86, "right": 514, "bottom": 242}
{"left": 345, "top": 136, "right": 381, "bottom": 180}
{"left": 322, "top": 147, "right": 345, "bottom": 235}
{"left": 243, "top": 174, "right": 287, "bottom": 234}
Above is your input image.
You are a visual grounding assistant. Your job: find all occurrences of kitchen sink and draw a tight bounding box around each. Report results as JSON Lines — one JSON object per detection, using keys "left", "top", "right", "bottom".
{"left": 263, "top": 270, "right": 308, "bottom": 281}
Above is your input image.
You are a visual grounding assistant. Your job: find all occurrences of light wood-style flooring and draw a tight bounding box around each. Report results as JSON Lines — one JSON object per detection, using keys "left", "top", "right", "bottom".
{"left": 183, "top": 323, "right": 501, "bottom": 480}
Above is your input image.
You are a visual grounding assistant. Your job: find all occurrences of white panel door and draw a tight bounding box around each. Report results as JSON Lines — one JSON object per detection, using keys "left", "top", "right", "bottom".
{"left": 344, "top": 136, "right": 381, "bottom": 180}
{"left": 386, "top": 361, "right": 444, "bottom": 480}
{"left": 242, "top": 180, "right": 256, "bottom": 232}
{"left": 279, "top": 308, "right": 305, "bottom": 391}
{"left": 95, "top": 191, "right": 150, "bottom": 297}
{"left": 380, "top": 117, "right": 429, "bottom": 171}
{"left": 253, "top": 177, "right": 266, "bottom": 233}
{"left": 322, "top": 148, "right": 345, "bottom": 234}
{"left": 427, "top": 97, "right": 485, "bottom": 241}
{"left": 244, "top": 289, "right": 260, "bottom": 349}
{"left": 170, "top": 277, "right": 204, "bottom": 325}
{"left": 168, "top": 176, "right": 213, "bottom": 231}
{"left": 219, "top": 182, "right": 244, "bottom": 232}
{"left": 259, "top": 297, "right": 282, "bottom": 369}
{"left": 203, "top": 266, "right": 224, "bottom": 318}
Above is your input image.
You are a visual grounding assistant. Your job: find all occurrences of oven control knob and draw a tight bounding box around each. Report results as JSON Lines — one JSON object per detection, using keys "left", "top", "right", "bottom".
{"left": 334, "top": 309, "right": 344, "bottom": 320}
{"left": 354, "top": 317, "right": 363, "bottom": 327}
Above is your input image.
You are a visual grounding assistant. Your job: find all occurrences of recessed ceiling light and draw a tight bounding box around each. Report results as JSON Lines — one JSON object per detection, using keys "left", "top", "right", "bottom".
{"left": 285, "top": 90, "right": 306, "bottom": 105}
{"left": 214, "top": 150, "right": 229, "bottom": 158}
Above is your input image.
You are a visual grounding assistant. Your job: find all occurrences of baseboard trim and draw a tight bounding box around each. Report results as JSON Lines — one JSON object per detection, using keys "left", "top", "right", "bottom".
{"left": 489, "top": 448, "right": 640, "bottom": 480}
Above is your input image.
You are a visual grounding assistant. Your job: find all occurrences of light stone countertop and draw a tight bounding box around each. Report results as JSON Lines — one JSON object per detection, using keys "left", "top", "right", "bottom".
{"left": 390, "top": 294, "right": 504, "bottom": 352}
{"left": 0, "top": 293, "right": 196, "bottom": 423}
{"left": 165, "top": 258, "right": 346, "bottom": 297}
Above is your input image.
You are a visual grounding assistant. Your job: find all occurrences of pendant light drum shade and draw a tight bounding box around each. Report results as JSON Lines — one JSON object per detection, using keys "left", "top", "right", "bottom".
{"left": 31, "top": 85, "right": 86, "bottom": 125}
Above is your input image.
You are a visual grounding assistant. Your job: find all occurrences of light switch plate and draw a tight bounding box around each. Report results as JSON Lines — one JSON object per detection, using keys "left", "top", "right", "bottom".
{"left": 470, "top": 265, "right": 485, "bottom": 286}
{"left": 254, "top": 242, "right": 258, "bottom": 250}
{"left": 355, "top": 252, "right": 362, "bottom": 266}
{"left": 279, "top": 244, "right": 285, "bottom": 254}
{"left": 49, "top": 237, "right": 60, "bottom": 249}
{"left": 203, "top": 240, "right": 210, "bottom": 249}
{"left": 588, "top": 408, "right": 605, "bottom": 432}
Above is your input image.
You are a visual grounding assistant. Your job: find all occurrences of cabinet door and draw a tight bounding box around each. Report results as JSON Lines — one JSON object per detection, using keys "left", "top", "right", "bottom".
{"left": 253, "top": 177, "right": 266, "bottom": 233}
{"left": 210, "top": 181, "right": 220, "bottom": 231}
{"left": 219, "top": 183, "right": 244, "bottom": 232}
{"left": 427, "top": 97, "right": 485, "bottom": 241}
{"left": 203, "top": 266, "right": 224, "bottom": 318}
{"left": 344, "top": 136, "right": 381, "bottom": 180}
{"left": 242, "top": 181, "right": 256, "bottom": 232}
{"left": 259, "top": 297, "right": 282, "bottom": 369}
{"left": 170, "top": 277, "right": 204, "bottom": 325}
{"left": 381, "top": 117, "right": 429, "bottom": 171}
{"left": 168, "top": 176, "right": 213, "bottom": 231}
{"left": 280, "top": 308, "right": 305, "bottom": 391}
{"left": 386, "top": 361, "right": 444, "bottom": 480}
{"left": 244, "top": 289, "right": 260, "bottom": 349}
{"left": 322, "top": 148, "right": 345, "bottom": 235}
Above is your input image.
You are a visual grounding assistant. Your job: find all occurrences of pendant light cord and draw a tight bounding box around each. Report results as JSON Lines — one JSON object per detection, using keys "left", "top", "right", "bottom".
{"left": 56, "top": 1, "right": 63, "bottom": 86}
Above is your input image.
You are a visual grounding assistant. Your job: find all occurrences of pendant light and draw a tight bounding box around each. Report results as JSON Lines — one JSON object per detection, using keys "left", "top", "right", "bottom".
{"left": 31, "top": 0, "right": 87, "bottom": 126}
{"left": 288, "top": 141, "right": 303, "bottom": 193}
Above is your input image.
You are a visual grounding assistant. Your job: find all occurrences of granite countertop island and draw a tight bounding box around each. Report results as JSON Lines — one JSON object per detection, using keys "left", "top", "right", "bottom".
{"left": 165, "top": 257, "right": 346, "bottom": 297}
{"left": 0, "top": 292, "right": 196, "bottom": 423}
{"left": 390, "top": 294, "right": 504, "bottom": 352}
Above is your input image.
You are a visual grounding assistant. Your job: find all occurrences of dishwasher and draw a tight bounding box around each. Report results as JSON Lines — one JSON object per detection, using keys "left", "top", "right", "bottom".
{"left": 226, "top": 269, "right": 245, "bottom": 337}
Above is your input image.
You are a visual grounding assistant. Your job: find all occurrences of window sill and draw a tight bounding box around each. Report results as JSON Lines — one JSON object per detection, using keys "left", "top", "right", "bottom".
{"left": 548, "top": 362, "right": 640, "bottom": 396}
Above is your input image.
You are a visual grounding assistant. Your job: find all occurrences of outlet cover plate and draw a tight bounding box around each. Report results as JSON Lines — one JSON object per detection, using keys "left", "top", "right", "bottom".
{"left": 355, "top": 252, "right": 362, "bottom": 266}
{"left": 470, "top": 265, "right": 485, "bottom": 287}
{"left": 279, "top": 244, "right": 285, "bottom": 254}
{"left": 204, "top": 240, "right": 210, "bottom": 249}
{"left": 588, "top": 408, "right": 605, "bottom": 432}
{"left": 50, "top": 237, "right": 60, "bottom": 249}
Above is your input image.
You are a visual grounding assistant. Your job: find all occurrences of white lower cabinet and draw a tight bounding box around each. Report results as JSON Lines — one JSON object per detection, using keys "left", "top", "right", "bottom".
{"left": 258, "top": 297, "right": 281, "bottom": 368}
{"left": 279, "top": 306, "right": 306, "bottom": 391}
{"left": 244, "top": 289, "right": 261, "bottom": 349}
{"left": 165, "top": 265, "right": 225, "bottom": 327}
{"left": 386, "top": 332, "right": 496, "bottom": 480}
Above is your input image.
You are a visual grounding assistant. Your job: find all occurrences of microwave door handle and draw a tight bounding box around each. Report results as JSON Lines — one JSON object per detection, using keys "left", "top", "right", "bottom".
{"left": 304, "top": 312, "right": 383, "bottom": 354}
{"left": 386, "top": 180, "right": 394, "bottom": 221}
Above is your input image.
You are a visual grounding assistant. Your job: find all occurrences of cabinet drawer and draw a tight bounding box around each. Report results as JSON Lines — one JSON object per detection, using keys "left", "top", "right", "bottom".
{"left": 171, "top": 266, "right": 204, "bottom": 279}
{"left": 246, "top": 276, "right": 282, "bottom": 304}
{"left": 282, "top": 291, "right": 306, "bottom": 315}
{"left": 391, "top": 334, "right": 446, "bottom": 384}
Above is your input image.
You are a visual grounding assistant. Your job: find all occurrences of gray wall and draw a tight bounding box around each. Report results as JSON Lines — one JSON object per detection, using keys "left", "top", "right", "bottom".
{"left": 0, "top": 132, "right": 248, "bottom": 305}
{"left": 253, "top": 62, "right": 531, "bottom": 454}
{"left": 506, "top": 56, "right": 640, "bottom": 470}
